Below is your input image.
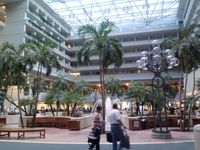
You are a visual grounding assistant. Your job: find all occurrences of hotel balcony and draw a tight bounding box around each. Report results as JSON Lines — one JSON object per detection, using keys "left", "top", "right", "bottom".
{"left": 77, "top": 71, "right": 181, "bottom": 83}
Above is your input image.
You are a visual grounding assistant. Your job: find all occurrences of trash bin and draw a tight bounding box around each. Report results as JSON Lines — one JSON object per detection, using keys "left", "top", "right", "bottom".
{"left": 194, "top": 124, "right": 200, "bottom": 150}
{"left": 129, "top": 117, "right": 142, "bottom": 130}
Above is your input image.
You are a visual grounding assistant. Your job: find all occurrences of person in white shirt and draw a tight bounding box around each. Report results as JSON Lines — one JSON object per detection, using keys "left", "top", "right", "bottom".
{"left": 108, "top": 103, "right": 125, "bottom": 150}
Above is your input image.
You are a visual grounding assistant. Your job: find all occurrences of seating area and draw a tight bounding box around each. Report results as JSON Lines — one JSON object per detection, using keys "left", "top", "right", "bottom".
{"left": 0, "top": 128, "right": 45, "bottom": 139}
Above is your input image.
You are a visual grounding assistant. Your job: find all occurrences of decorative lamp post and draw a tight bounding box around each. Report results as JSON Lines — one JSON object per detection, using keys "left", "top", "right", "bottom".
{"left": 136, "top": 40, "right": 179, "bottom": 139}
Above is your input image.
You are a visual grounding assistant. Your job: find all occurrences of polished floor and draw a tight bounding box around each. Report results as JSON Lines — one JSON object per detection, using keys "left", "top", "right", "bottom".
{"left": 0, "top": 125, "right": 195, "bottom": 150}
{"left": 0, "top": 125, "right": 194, "bottom": 143}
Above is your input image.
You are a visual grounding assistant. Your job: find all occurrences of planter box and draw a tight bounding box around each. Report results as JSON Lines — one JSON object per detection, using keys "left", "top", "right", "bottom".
{"left": 54, "top": 116, "right": 71, "bottom": 129}
{"left": 68, "top": 115, "right": 93, "bottom": 130}
{"left": 0, "top": 117, "right": 6, "bottom": 125}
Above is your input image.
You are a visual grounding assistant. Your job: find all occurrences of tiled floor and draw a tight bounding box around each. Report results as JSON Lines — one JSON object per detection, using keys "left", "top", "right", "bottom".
{"left": 1, "top": 125, "right": 194, "bottom": 144}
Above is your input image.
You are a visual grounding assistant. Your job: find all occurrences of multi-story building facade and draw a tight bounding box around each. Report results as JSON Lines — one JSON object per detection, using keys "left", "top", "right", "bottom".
{"left": 68, "top": 26, "right": 180, "bottom": 87}
{"left": 0, "top": 0, "right": 73, "bottom": 82}
{"left": 0, "top": 0, "right": 75, "bottom": 110}
{"left": 0, "top": 0, "right": 76, "bottom": 89}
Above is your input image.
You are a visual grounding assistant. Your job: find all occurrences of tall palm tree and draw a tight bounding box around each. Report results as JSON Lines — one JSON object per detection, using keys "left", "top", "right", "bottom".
{"left": 0, "top": 42, "right": 17, "bottom": 89}
{"left": 161, "top": 24, "right": 200, "bottom": 130}
{"left": 0, "top": 42, "right": 33, "bottom": 128}
{"left": 77, "top": 20, "right": 123, "bottom": 125}
{"left": 51, "top": 73, "right": 68, "bottom": 116}
{"left": 23, "top": 40, "right": 60, "bottom": 126}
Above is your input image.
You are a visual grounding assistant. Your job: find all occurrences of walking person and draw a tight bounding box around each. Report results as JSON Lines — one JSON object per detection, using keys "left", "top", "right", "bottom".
{"left": 108, "top": 103, "right": 126, "bottom": 150}
{"left": 88, "top": 105, "right": 103, "bottom": 150}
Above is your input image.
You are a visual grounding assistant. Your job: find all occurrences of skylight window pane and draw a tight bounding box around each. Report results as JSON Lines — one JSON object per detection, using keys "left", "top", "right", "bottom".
{"left": 49, "top": 2, "right": 65, "bottom": 10}
{"left": 65, "top": 1, "right": 80, "bottom": 7}
{"left": 43, "top": 0, "right": 180, "bottom": 35}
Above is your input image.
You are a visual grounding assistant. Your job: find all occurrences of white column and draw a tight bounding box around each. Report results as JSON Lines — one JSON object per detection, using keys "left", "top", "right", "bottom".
{"left": 194, "top": 124, "right": 200, "bottom": 150}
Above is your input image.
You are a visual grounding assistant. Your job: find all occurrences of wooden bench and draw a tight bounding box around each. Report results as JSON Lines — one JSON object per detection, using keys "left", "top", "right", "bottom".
{"left": 0, "top": 128, "right": 45, "bottom": 139}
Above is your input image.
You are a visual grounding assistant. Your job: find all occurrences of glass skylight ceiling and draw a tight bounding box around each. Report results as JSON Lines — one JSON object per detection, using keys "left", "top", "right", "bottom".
{"left": 43, "top": 0, "right": 180, "bottom": 35}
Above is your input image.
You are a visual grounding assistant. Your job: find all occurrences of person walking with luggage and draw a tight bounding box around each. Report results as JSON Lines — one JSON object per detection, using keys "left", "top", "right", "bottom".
{"left": 108, "top": 103, "right": 126, "bottom": 150}
{"left": 88, "top": 105, "right": 103, "bottom": 150}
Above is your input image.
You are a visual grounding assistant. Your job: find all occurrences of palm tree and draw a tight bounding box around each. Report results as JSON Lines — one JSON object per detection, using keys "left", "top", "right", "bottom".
{"left": 0, "top": 43, "right": 16, "bottom": 116}
{"left": 19, "top": 98, "right": 34, "bottom": 116}
{"left": 75, "top": 80, "right": 89, "bottom": 95}
{"left": 43, "top": 90, "right": 56, "bottom": 116}
{"left": 51, "top": 73, "right": 68, "bottom": 116}
{"left": 23, "top": 40, "right": 61, "bottom": 127}
{"left": 77, "top": 20, "right": 123, "bottom": 125}
{"left": 105, "top": 76, "right": 121, "bottom": 98}
{"left": 127, "top": 81, "right": 146, "bottom": 116}
{"left": 161, "top": 24, "right": 200, "bottom": 130}
{"left": 60, "top": 91, "right": 72, "bottom": 116}
{"left": 61, "top": 89, "right": 83, "bottom": 117}
{"left": 0, "top": 42, "right": 17, "bottom": 89}
{"left": 0, "top": 42, "right": 35, "bottom": 128}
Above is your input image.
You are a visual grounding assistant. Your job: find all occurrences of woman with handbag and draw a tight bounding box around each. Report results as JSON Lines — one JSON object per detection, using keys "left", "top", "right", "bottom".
{"left": 88, "top": 105, "right": 102, "bottom": 150}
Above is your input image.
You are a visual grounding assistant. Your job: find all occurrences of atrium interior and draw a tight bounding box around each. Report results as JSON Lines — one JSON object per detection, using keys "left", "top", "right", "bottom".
{"left": 0, "top": 0, "right": 199, "bottom": 117}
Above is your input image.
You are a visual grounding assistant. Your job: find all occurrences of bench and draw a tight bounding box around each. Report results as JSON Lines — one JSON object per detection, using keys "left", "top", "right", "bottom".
{"left": 0, "top": 128, "right": 45, "bottom": 139}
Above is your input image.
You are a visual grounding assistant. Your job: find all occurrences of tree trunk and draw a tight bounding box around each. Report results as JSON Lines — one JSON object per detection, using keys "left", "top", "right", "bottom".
{"left": 71, "top": 103, "right": 77, "bottom": 116}
{"left": 49, "top": 104, "right": 55, "bottom": 116}
{"left": 179, "top": 71, "right": 184, "bottom": 130}
{"left": 17, "top": 84, "right": 24, "bottom": 128}
{"left": 187, "top": 69, "right": 196, "bottom": 131}
{"left": 99, "top": 57, "right": 106, "bottom": 133}
{"left": 67, "top": 104, "right": 70, "bottom": 116}
{"left": 32, "top": 64, "right": 42, "bottom": 127}
{"left": 183, "top": 73, "right": 188, "bottom": 131}
{"left": 192, "top": 69, "right": 196, "bottom": 95}
{"left": 56, "top": 100, "right": 59, "bottom": 116}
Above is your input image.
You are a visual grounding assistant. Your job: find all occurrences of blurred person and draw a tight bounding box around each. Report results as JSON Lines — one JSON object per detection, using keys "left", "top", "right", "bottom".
{"left": 88, "top": 105, "right": 103, "bottom": 150}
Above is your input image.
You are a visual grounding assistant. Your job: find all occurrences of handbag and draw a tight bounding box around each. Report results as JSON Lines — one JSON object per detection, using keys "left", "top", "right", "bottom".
{"left": 88, "top": 131, "right": 98, "bottom": 143}
{"left": 106, "top": 132, "right": 112, "bottom": 143}
{"left": 121, "top": 130, "right": 130, "bottom": 149}
{"left": 106, "top": 131, "right": 120, "bottom": 143}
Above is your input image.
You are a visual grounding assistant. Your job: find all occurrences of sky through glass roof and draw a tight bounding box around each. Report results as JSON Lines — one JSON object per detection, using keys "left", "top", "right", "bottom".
{"left": 43, "top": 0, "right": 180, "bottom": 35}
